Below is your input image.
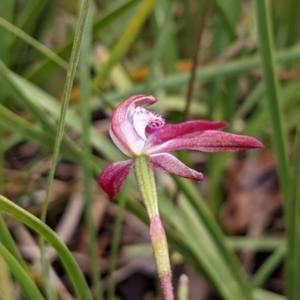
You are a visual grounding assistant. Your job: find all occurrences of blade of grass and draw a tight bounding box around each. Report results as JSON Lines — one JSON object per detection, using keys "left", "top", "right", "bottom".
{"left": 227, "top": 236, "right": 284, "bottom": 251}
{"left": 0, "top": 16, "right": 69, "bottom": 71}
{"left": 287, "top": 109, "right": 300, "bottom": 298}
{"left": 254, "top": 2, "right": 293, "bottom": 298}
{"left": 10, "top": 0, "right": 59, "bottom": 65}
{"left": 213, "top": 0, "right": 241, "bottom": 40}
{"left": 99, "top": 43, "right": 300, "bottom": 106}
{"left": 38, "top": 0, "right": 92, "bottom": 213}
{"left": 152, "top": 0, "right": 177, "bottom": 74}
{"left": 206, "top": 153, "right": 229, "bottom": 216}
{"left": 12, "top": 0, "right": 46, "bottom": 45}
{"left": 79, "top": 2, "right": 103, "bottom": 299}
{"left": 0, "top": 97, "right": 33, "bottom": 299}
{"left": 0, "top": 60, "right": 83, "bottom": 165}
{"left": 144, "top": 0, "right": 173, "bottom": 93}
{"left": 0, "top": 243, "right": 44, "bottom": 300}
{"left": 0, "top": 103, "right": 104, "bottom": 181}
{"left": 0, "top": 62, "right": 121, "bottom": 161}
{"left": 25, "top": 0, "right": 139, "bottom": 83}
{"left": 285, "top": 0, "right": 300, "bottom": 46}
{"left": 0, "top": 103, "right": 82, "bottom": 164}
{"left": 254, "top": 289, "right": 286, "bottom": 300}
{"left": 0, "top": 11, "right": 129, "bottom": 112}
{"left": 0, "top": 255, "right": 14, "bottom": 299}
{"left": 183, "top": 0, "right": 211, "bottom": 119}
{"left": 254, "top": 0, "right": 289, "bottom": 197}
{"left": 0, "top": 0, "right": 14, "bottom": 64}
{"left": 173, "top": 177, "right": 252, "bottom": 297}
{"left": 39, "top": 1, "right": 92, "bottom": 298}
{"left": 0, "top": 214, "right": 27, "bottom": 267}
{"left": 0, "top": 195, "right": 93, "bottom": 300}
{"left": 107, "top": 191, "right": 127, "bottom": 300}
{"left": 235, "top": 82, "right": 264, "bottom": 120}
{"left": 159, "top": 190, "right": 252, "bottom": 300}
{"left": 251, "top": 245, "right": 286, "bottom": 289}
{"left": 93, "top": 0, "right": 157, "bottom": 86}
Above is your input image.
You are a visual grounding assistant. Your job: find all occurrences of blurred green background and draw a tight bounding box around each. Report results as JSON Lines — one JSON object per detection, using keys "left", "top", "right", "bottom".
{"left": 0, "top": 0, "right": 299, "bottom": 299}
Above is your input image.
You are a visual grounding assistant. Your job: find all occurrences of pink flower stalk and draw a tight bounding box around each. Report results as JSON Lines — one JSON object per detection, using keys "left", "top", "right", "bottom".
{"left": 99, "top": 94, "right": 263, "bottom": 199}
{"left": 98, "top": 94, "right": 263, "bottom": 300}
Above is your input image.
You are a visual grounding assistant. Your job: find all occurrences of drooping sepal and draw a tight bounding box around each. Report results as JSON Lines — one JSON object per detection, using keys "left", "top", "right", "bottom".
{"left": 150, "top": 153, "right": 203, "bottom": 181}
{"left": 98, "top": 160, "right": 134, "bottom": 199}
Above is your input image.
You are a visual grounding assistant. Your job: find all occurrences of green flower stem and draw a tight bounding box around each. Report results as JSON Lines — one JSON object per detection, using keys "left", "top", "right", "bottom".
{"left": 134, "top": 155, "right": 173, "bottom": 300}
{"left": 0, "top": 195, "right": 93, "bottom": 300}
{"left": 150, "top": 215, "right": 173, "bottom": 300}
{"left": 134, "top": 155, "right": 159, "bottom": 218}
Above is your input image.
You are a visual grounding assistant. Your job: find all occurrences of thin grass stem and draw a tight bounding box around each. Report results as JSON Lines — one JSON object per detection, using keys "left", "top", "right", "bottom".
{"left": 79, "top": 1, "right": 103, "bottom": 299}
{"left": 39, "top": 0, "right": 92, "bottom": 298}
{"left": 0, "top": 194, "right": 93, "bottom": 300}
{"left": 107, "top": 192, "right": 127, "bottom": 299}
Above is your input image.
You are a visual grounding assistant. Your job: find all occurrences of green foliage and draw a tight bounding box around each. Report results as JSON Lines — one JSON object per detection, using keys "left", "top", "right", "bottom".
{"left": 0, "top": 0, "right": 299, "bottom": 299}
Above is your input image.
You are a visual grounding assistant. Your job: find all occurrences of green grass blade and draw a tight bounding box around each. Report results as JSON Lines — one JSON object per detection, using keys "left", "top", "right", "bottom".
{"left": 0, "top": 104, "right": 60, "bottom": 153}
{"left": 286, "top": 113, "right": 300, "bottom": 298}
{"left": 0, "top": 195, "right": 92, "bottom": 300}
{"left": 25, "top": 0, "right": 139, "bottom": 83}
{"left": 235, "top": 82, "right": 264, "bottom": 120}
{"left": 0, "top": 62, "right": 120, "bottom": 161}
{"left": 0, "top": 243, "right": 45, "bottom": 300}
{"left": 172, "top": 178, "right": 252, "bottom": 299}
{"left": 0, "top": 104, "right": 103, "bottom": 179}
{"left": 0, "top": 0, "right": 14, "bottom": 64}
{"left": 0, "top": 230, "right": 14, "bottom": 299}
{"left": 100, "top": 43, "right": 300, "bottom": 104}
{"left": 144, "top": 0, "right": 173, "bottom": 92}
{"left": 151, "top": 0, "right": 177, "bottom": 75}
{"left": 107, "top": 192, "right": 127, "bottom": 300}
{"left": 227, "top": 237, "right": 284, "bottom": 251}
{"left": 159, "top": 190, "right": 252, "bottom": 300}
{"left": 0, "top": 215, "right": 26, "bottom": 269}
{"left": 0, "top": 16, "right": 69, "bottom": 71}
{"left": 79, "top": 3, "right": 103, "bottom": 299}
{"left": 254, "top": 0, "right": 289, "bottom": 198}
{"left": 254, "top": 1, "right": 293, "bottom": 298}
{"left": 39, "top": 1, "right": 92, "bottom": 297}
{"left": 9, "top": 0, "right": 46, "bottom": 60}
{"left": 254, "top": 289, "right": 286, "bottom": 300}
{"left": 214, "top": 0, "right": 241, "bottom": 39}
{"left": 251, "top": 245, "right": 285, "bottom": 289}
{"left": 94, "top": 0, "right": 157, "bottom": 86}
{"left": 285, "top": 0, "right": 300, "bottom": 46}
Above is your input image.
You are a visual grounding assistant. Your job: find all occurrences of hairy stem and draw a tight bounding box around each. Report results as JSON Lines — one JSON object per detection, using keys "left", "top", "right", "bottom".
{"left": 134, "top": 155, "right": 173, "bottom": 300}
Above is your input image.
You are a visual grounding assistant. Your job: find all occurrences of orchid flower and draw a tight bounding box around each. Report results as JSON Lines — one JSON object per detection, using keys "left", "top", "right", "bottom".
{"left": 99, "top": 94, "right": 263, "bottom": 199}
{"left": 98, "top": 94, "right": 263, "bottom": 300}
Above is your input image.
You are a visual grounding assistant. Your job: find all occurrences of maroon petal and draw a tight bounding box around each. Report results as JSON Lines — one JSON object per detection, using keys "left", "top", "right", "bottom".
{"left": 110, "top": 94, "right": 157, "bottom": 155}
{"left": 150, "top": 153, "right": 203, "bottom": 181}
{"left": 145, "top": 120, "right": 228, "bottom": 150}
{"left": 148, "top": 130, "right": 264, "bottom": 154}
{"left": 98, "top": 160, "right": 134, "bottom": 199}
